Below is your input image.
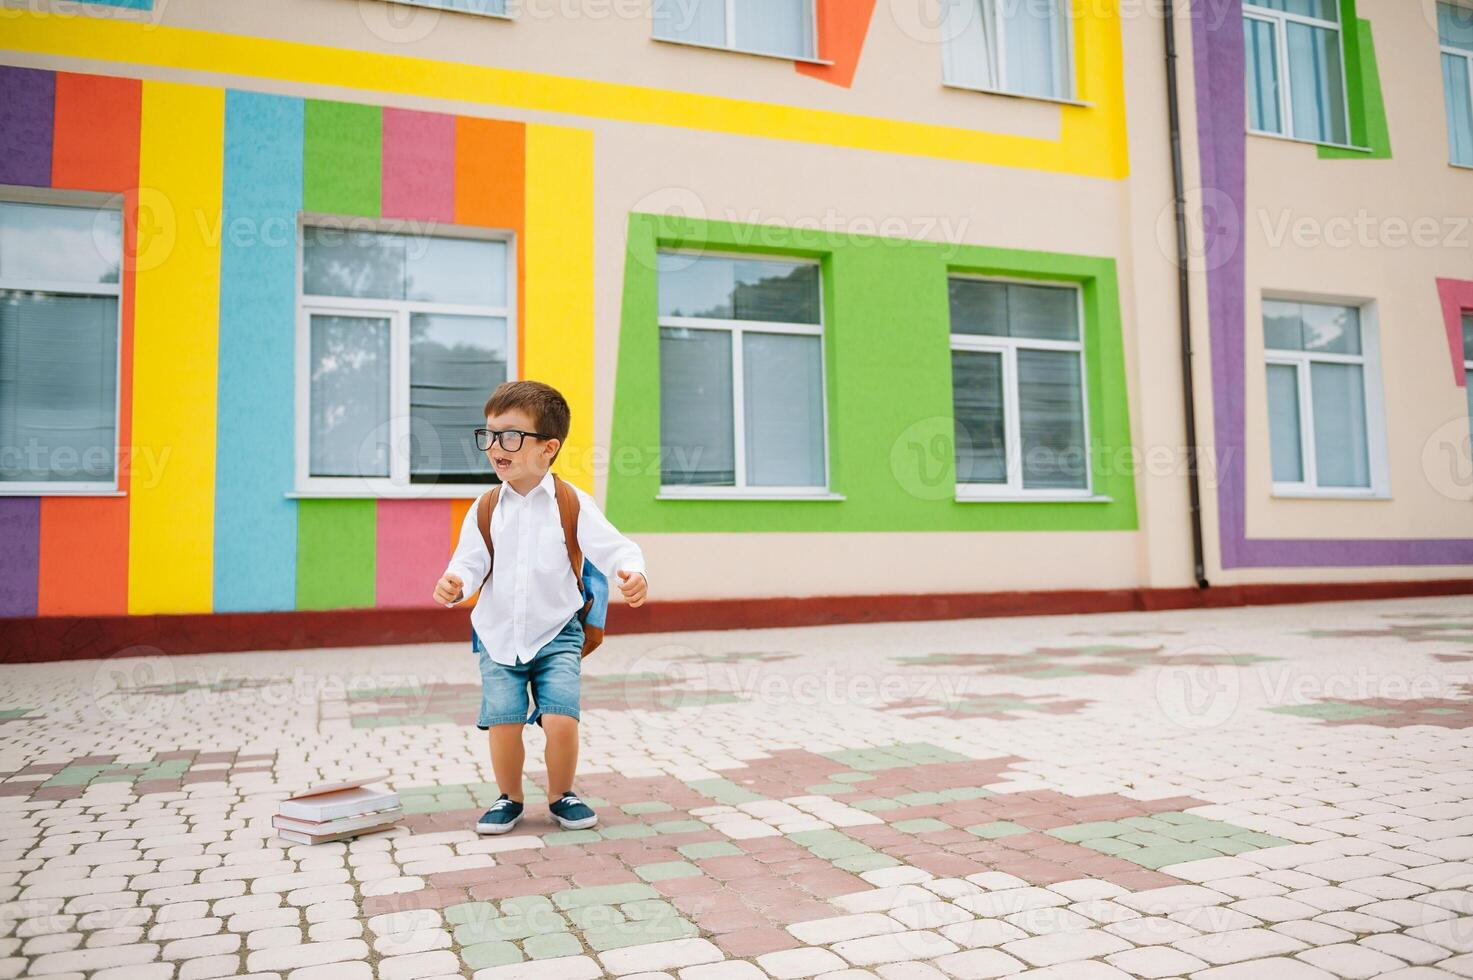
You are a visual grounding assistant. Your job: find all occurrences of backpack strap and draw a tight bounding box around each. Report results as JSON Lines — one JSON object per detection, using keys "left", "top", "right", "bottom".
{"left": 474, "top": 485, "right": 502, "bottom": 595}
{"left": 553, "top": 475, "right": 585, "bottom": 594}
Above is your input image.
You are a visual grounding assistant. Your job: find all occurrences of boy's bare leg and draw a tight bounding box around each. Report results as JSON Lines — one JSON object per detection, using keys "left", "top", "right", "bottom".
{"left": 489, "top": 724, "right": 525, "bottom": 802}
{"left": 542, "top": 714, "right": 578, "bottom": 798}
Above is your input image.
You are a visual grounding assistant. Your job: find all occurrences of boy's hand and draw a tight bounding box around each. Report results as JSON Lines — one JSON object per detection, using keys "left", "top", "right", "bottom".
{"left": 617, "top": 570, "right": 648, "bottom": 608}
{"left": 433, "top": 573, "right": 464, "bottom": 607}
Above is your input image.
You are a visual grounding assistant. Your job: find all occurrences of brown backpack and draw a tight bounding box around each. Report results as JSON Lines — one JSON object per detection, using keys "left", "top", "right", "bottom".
{"left": 474, "top": 475, "right": 605, "bottom": 658}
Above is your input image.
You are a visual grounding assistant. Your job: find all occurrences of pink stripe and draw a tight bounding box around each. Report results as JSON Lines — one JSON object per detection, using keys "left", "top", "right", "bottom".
{"left": 1436, "top": 278, "right": 1473, "bottom": 388}
{"left": 382, "top": 108, "right": 456, "bottom": 223}
{"left": 376, "top": 499, "right": 452, "bottom": 608}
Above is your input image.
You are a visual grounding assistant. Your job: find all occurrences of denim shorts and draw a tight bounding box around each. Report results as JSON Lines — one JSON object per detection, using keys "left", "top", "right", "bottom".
{"left": 474, "top": 615, "right": 583, "bottom": 729}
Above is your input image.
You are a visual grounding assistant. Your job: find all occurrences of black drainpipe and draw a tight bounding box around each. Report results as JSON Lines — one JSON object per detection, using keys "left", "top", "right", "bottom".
{"left": 1162, "top": 0, "right": 1210, "bottom": 589}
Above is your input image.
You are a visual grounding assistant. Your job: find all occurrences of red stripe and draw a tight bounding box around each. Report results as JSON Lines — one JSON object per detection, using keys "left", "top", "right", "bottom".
{"left": 382, "top": 108, "right": 456, "bottom": 223}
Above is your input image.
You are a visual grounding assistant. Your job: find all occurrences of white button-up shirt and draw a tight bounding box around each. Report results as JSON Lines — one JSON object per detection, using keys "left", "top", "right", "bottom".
{"left": 444, "top": 472, "right": 646, "bottom": 666}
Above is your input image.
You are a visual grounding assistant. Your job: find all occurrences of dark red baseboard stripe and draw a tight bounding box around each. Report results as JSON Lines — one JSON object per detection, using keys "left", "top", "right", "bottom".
{"left": 2, "top": 577, "right": 1470, "bottom": 663}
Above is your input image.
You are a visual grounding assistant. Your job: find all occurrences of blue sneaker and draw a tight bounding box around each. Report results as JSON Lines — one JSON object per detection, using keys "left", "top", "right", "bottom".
{"left": 475, "top": 794, "right": 524, "bottom": 835}
{"left": 549, "top": 791, "right": 597, "bottom": 830}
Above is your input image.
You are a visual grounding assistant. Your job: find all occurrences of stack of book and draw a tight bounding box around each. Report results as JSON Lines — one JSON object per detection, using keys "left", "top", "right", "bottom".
{"left": 273, "top": 773, "right": 402, "bottom": 845}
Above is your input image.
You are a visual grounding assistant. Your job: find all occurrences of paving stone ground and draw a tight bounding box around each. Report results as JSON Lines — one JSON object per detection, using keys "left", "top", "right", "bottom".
{"left": 2, "top": 595, "right": 1472, "bottom": 979}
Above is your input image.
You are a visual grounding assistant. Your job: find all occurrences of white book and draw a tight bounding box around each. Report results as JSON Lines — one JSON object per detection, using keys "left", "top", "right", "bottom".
{"left": 275, "top": 820, "right": 398, "bottom": 846}
{"left": 277, "top": 773, "right": 399, "bottom": 822}
{"left": 273, "top": 805, "right": 404, "bottom": 836}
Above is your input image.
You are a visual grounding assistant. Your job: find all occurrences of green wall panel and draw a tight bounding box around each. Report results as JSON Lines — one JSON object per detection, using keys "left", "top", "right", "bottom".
{"left": 606, "top": 213, "right": 1138, "bottom": 534}
{"left": 304, "top": 100, "right": 382, "bottom": 216}
{"left": 1320, "top": 9, "right": 1392, "bottom": 160}
{"left": 296, "top": 499, "right": 378, "bottom": 609}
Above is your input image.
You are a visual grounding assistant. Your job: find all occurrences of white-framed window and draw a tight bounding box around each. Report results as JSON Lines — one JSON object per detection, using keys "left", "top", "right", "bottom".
{"left": 941, "top": 0, "right": 1074, "bottom": 101}
{"left": 652, "top": 0, "right": 818, "bottom": 61}
{"left": 1464, "top": 312, "right": 1473, "bottom": 428}
{"left": 657, "top": 251, "right": 830, "bottom": 498}
{"left": 1262, "top": 298, "right": 1389, "bottom": 496}
{"left": 1243, "top": 0, "right": 1350, "bottom": 146}
{"left": 385, "top": 0, "right": 509, "bottom": 19}
{"left": 295, "top": 221, "right": 514, "bottom": 496}
{"left": 0, "top": 197, "right": 123, "bottom": 495}
{"left": 1441, "top": 2, "right": 1473, "bottom": 167}
{"left": 949, "top": 277, "right": 1091, "bottom": 499}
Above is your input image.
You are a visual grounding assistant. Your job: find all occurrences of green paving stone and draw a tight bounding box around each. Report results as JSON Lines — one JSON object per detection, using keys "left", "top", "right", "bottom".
{"left": 523, "top": 932, "right": 584, "bottom": 959}
{"left": 460, "top": 940, "right": 523, "bottom": 969}
{"left": 679, "top": 841, "right": 742, "bottom": 860}
{"left": 600, "top": 823, "right": 656, "bottom": 840}
{"left": 788, "top": 829, "right": 849, "bottom": 847}
{"left": 1157, "top": 822, "right": 1225, "bottom": 843}
{"left": 620, "top": 801, "right": 673, "bottom": 815}
{"left": 620, "top": 899, "right": 677, "bottom": 921}
{"left": 445, "top": 901, "right": 497, "bottom": 926}
{"left": 1123, "top": 843, "right": 1220, "bottom": 869}
{"left": 635, "top": 861, "right": 701, "bottom": 882}
{"left": 1121, "top": 815, "right": 1169, "bottom": 831}
{"left": 1047, "top": 821, "right": 1132, "bottom": 843}
{"left": 456, "top": 912, "right": 567, "bottom": 944}
{"left": 0, "top": 709, "right": 33, "bottom": 721}
{"left": 804, "top": 783, "right": 853, "bottom": 795}
{"left": 893, "top": 818, "right": 950, "bottom": 834}
{"left": 500, "top": 895, "right": 554, "bottom": 916}
{"left": 582, "top": 796, "right": 609, "bottom": 807}
{"left": 1267, "top": 701, "right": 1394, "bottom": 721}
{"left": 1202, "top": 836, "right": 1257, "bottom": 855}
{"left": 566, "top": 905, "right": 623, "bottom": 930}
{"left": 1118, "top": 831, "right": 1175, "bottom": 847}
{"left": 967, "top": 821, "right": 1030, "bottom": 839}
{"left": 402, "top": 799, "right": 439, "bottom": 815}
{"left": 1154, "top": 811, "right": 1207, "bottom": 825}
{"left": 1081, "top": 837, "right": 1141, "bottom": 856}
{"left": 851, "top": 798, "right": 903, "bottom": 812}
{"left": 1425, "top": 707, "right": 1461, "bottom": 715}
{"left": 41, "top": 767, "right": 103, "bottom": 788}
{"left": 807, "top": 839, "right": 873, "bottom": 860}
{"left": 893, "top": 792, "right": 948, "bottom": 806}
{"left": 941, "top": 786, "right": 994, "bottom": 801}
{"left": 554, "top": 883, "right": 659, "bottom": 909}
{"left": 1232, "top": 831, "right": 1292, "bottom": 848}
{"left": 544, "top": 830, "right": 601, "bottom": 846}
{"left": 834, "top": 852, "right": 901, "bottom": 873}
{"left": 650, "top": 820, "right": 707, "bottom": 835}
{"left": 829, "top": 771, "right": 875, "bottom": 783}
{"left": 582, "top": 915, "right": 697, "bottom": 951}
{"left": 92, "top": 773, "right": 135, "bottom": 784}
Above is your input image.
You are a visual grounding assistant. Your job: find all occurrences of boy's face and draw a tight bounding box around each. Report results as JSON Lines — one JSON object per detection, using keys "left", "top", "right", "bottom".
{"left": 483, "top": 407, "right": 560, "bottom": 489}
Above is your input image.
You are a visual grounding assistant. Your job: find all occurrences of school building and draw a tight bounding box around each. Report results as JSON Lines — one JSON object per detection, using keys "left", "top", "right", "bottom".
{"left": 1, "top": 0, "right": 1470, "bottom": 660}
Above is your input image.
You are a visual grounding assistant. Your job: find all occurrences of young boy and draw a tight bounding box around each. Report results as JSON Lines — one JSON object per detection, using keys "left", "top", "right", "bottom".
{"left": 433, "top": 381, "right": 647, "bottom": 835}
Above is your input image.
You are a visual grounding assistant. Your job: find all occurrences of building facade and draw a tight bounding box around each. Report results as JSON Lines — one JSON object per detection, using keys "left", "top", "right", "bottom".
{"left": 0, "top": 0, "right": 1469, "bottom": 657}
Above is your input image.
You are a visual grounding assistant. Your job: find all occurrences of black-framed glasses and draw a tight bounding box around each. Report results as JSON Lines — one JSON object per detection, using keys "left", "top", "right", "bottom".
{"left": 475, "top": 428, "right": 553, "bottom": 453}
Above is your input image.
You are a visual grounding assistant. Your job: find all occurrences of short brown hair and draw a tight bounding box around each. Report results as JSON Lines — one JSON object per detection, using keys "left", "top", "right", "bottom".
{"left": 484, "top": 380, "right": 571, "bottom": 446}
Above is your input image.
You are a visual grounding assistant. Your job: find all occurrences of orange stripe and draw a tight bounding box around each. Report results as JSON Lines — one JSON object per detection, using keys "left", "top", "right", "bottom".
{"left": 455, "top": 116, "right": 525, "bottom": 377}
{"left": 449, "top": 497, "right": 479, "bottom": 609}
{"left": 38, "top": 76, "right": 141, "bottom": 616}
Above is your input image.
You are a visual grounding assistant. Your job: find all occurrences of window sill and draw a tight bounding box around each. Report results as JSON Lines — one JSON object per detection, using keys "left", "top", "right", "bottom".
{"left": 1247, "top": 129, "right": 1373, "bottom": 154}
{"left": 1270, "top": 487, "right": 1389, "bottom": 500}
{"left": 287, "top": 488, "right": 484, "bottom": 500}
{"left": 0, "top": 488, "right": 125, "bottom": 497}
{"left": 941, "top": 82, "right": 1091, "bottom": 109}
{"left": 657, "top": 489, "right": 845, "bottom": 501}
{"left": 652, "top": 35, "right": 833, "bottom": 67}
{"left": 1452, "top": 161, "right": 1473, "bottom": 172}
{"left": 391, "top": 0, "right": 513, "bottom": 19}
{"left": 956, "top": 488, "right": 1112, "bottom": 503}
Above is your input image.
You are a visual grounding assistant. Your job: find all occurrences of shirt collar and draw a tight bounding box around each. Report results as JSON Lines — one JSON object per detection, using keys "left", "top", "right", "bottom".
{"left": 501, "top": 471, "right": 556, "bottom": 503}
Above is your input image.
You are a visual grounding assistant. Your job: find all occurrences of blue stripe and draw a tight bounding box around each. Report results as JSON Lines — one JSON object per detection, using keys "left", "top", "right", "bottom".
{"left": 74, "top": 0, "right": 155, "bottom": 8}
{"left": 214, "top": 91, "right": 304, "bottom": 611}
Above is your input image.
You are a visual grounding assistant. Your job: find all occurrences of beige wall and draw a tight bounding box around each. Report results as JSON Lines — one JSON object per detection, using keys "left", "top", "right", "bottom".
{"left": 19, "top": 0, "right": 1470, "bottom": 598}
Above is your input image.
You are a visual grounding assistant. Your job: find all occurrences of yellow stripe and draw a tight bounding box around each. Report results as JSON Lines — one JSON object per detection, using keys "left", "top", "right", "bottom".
{"left": 524, "top": 125, "right": 596, "bottom": 493}
{"left": 128, "top": 81, "right": 225, "bottom": 614}
{"left": 8, "top": 11, "right": 1128, "bottom": 179}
